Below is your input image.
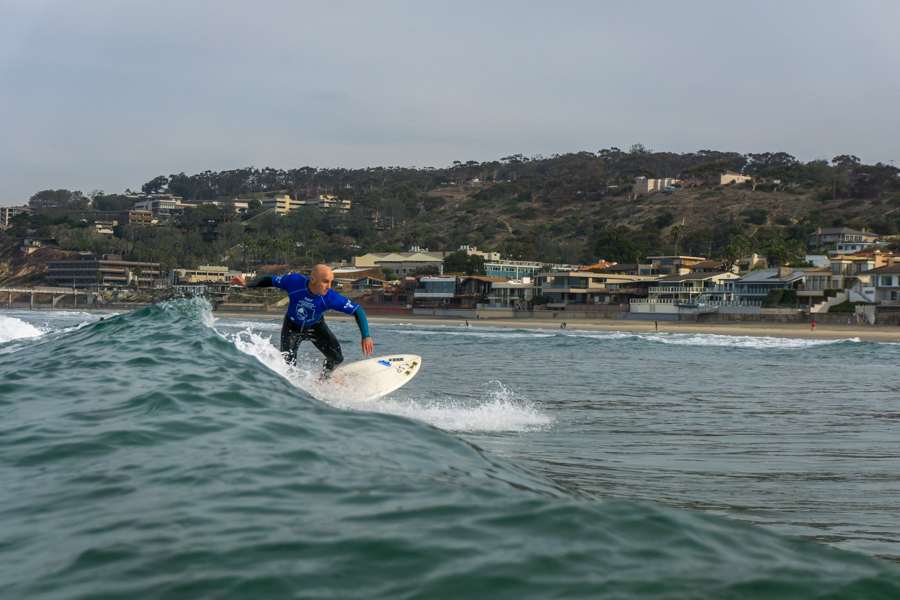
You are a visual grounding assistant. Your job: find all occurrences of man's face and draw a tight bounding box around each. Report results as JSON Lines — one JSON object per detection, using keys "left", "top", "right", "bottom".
{"left": 308, "top": 270, "right": 333, "bottom": 295}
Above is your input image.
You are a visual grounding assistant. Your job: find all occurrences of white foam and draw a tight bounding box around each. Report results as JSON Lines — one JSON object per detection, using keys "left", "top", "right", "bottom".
{"left": 396, "top": 329, "right": 554, "bottom": 340}
{"left": 228, "top": 328, "right": 551, "bottom": 433}
{"left": 0, "top": 315, "right": 48, "bottom": 344}
{"left": 342, "top": 382, "right": 553, "bottom": 433}
{"left": 564, "top": 330, "right": 859, "bottom": 349}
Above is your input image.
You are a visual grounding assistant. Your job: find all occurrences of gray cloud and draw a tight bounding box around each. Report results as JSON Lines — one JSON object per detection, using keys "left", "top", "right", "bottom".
{"left": 1, "top": 0, "right": 898, "bottom": 203}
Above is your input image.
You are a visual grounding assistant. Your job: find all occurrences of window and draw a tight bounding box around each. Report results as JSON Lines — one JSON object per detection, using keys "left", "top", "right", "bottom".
{"left": 881, "top": 276, "right": 894, "bottom": 287}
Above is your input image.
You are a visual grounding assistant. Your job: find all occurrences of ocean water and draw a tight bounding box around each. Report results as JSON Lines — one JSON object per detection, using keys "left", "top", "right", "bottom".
{"left": 2, "top": 301, "right": 900, "bottom": 599}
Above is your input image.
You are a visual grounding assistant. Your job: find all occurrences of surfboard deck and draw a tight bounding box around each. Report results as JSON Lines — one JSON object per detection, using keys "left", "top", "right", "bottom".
{"left": 331, "top": 354, "right": 421, "bottom": 401}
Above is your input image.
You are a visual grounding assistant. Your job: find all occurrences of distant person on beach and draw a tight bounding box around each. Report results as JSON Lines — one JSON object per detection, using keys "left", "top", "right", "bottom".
{"left": 465, "top": 320, "right": 470, "bottom": 327}
{"left": 560, "top": 323, "right": 566, "bottom": 329}
{"left": 811, "top": 321, "right": 816, "bottom": 332}
{"left": 231, "top": 264, "right": 373, "bottom": 375}
{"left": 655, "top": 321, "right": 658, "bottom": 332}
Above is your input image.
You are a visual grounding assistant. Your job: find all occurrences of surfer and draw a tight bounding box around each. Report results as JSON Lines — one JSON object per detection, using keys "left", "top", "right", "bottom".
{"left": 230, "top": 264, "right": 373, "bottom": 374}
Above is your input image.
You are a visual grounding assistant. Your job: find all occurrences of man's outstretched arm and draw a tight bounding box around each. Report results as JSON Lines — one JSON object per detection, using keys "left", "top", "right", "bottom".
{"left": 230, "top": 276, "right": 273, "bottom": 288}
{"left": 354, "top": 308, "right": 374, "bottom": 356}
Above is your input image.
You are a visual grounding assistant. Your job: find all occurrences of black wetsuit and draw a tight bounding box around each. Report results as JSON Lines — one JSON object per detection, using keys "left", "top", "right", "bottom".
{"left": 244, "top": 275, "right": 369, "bottom": 373}
{"left": 279, "top": 314, "right": 344, "bottom": 371}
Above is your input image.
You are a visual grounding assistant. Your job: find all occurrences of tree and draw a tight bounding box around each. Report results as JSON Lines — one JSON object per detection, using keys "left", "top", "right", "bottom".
{"left": 720, "top": 244, "right": 740, "bottom": 271}
{"left": 766, "top": 244, "right": 791, "bottom": 267}
{"left": 28, "top": 189, "right": 89, "bottom": 213}
{"left": 142, "top": 176, "right": 169, "bottom": 195}
{"left": 442, "top": 250, "right": 485, "bottom": 275}
{"left": 669, "top": 225, "right": 682, "bottom": 255}
{"left": 132, "top": 266, "right": 143, "bottom": 289}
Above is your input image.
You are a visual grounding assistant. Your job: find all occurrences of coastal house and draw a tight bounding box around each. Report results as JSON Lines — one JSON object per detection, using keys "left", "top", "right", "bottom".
{"left": 351, "top": 276, "right": 386, "bottom": 290}
{"left": 642, "top": 256, "right": 707, "bottom": 276}
{"left": 806, "top": 227, "right": 879, "bottom": 250}
{"left": 687, "top": 259, "right": 733, "bottom": 273}
{"left": 331, "top": 266, "right": 385, "bottom": 283}
{"left": 352, "top": 252, "right": 446, "bottom": 277}
{"left": 457, "top": 276, "right": 509, "bottom": 308}
{"left": 732, "top": 268, "right": 805, "bottom": 306}
{"left": 864, "top": 264, "right": 900, "bottom": 305}
{"left": 598, "top": 263, "right": 640, "bottom": 276}
{"left": 488, "top": 278, "right": 534, "bottom": 309}
{"left": 412, "top": 276, "right": 459, "bottom": 307}
{"left": 629, "top": 271, "right": 739, "bottom": 314}
{"left": 362, "top": 277, "right": 419, "bottom": 311}
{"left": 484, "top": 258, "right": 545, "bottom": 279}
{"left": 534, "top": 271, "right": 657, "bottom": 307}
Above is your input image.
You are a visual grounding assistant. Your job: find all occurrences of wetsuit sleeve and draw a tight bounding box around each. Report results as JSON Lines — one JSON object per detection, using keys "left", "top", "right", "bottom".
{"left": 245, "top": 276, "right": 273, "bottom": 288}
{"left": 354, "top": 307, "right": 370, "bottom": 339}
{"left": 326, "top": 290, "right": 360, "bottom": 316}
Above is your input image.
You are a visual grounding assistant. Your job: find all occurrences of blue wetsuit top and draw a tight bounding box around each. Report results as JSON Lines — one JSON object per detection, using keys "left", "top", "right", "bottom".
{"left": 271, "top": 274, "right": 368, "bottom": 336}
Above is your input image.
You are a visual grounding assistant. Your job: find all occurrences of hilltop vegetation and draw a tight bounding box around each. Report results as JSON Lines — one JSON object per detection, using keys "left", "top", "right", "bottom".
{"left": 3, "top": 147, "right": 900, "bottom": 282}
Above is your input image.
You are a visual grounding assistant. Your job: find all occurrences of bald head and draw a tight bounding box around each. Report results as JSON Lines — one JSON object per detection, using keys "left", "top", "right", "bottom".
{"left": 311, "top": 264, "right": 333, "bottom": 279}
{"left": 307, "top": 264, "right": 334, "bottom": 296}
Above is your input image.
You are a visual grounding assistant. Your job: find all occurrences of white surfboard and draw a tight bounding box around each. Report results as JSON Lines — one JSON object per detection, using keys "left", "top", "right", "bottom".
{"left": 331, "top": 354, "right": 422, "bottom": 401}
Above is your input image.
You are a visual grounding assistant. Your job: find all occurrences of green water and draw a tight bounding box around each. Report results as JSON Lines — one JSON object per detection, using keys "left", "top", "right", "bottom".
{"left": 1, "top": 301, "right": 899, "bottom": 599}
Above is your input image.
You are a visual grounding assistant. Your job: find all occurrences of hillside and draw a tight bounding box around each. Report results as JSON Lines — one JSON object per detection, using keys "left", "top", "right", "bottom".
{"left": 5, "top": 149, "right": 899, "bottom": 271}
{"left": 0, "top": 241, "right": 77, "bottom": 287}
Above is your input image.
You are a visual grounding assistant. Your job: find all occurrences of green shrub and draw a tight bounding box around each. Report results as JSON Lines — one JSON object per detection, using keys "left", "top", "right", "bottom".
{"left": 763, "top": 289, "right": 784, "bottom": 304}
{"left": 828, "top": 300, "right": 871, "bottom": 313}
{"left": 823, "top": 288, "right": 840, "bottom": 299}
{"left": 781, "top": 289, "right": 797, "bottom": 304}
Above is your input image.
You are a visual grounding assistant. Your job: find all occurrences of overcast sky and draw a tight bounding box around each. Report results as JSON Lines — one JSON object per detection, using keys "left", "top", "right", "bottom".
{"left": 1, "top": 0, "right": 898, "bottom": 204}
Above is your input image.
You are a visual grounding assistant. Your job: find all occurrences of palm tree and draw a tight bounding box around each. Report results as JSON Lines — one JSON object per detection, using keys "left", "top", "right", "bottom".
{"left": 669, "top": 225, "right": 682, "bottom": 255}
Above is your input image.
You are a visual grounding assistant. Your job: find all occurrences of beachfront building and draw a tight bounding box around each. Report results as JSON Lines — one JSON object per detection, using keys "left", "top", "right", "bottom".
{"left": 362, "top": 277, "right": 419, "bottom": 310}
{"left": 484, "top": 259, "right": 544, "bottom": 279}
{"left": 351, "top": 276, "right": 386, "bottom": 290}
{"left": 488, "top": 278, "right": 534, "bottom": 309}
{"left": 352, "top": 252, "right": 445, "bottom": 277}
{"left": 412, "top": 276, "right": 459, "bottom": 307}
{"left": 629, "top": 271, "right": 739, "bottom": 314}
{"left": 47, "top": 253, "right": 162, "bottom": 288}
{"left": 641, "top": 256, "right": 707, "bottom": 276}
{"left": 456, "top": 276, "right": 509, "bottom": 308}
{"left": 864, "top": 264, "right": 900, "bottom": 305}
{"left": 331, "top": 266, "right": 385, "bottom": 283}
{"left": 731, "top": 268, "right": 806, "bottom": 306}
{"left": 533, "top": 271, "right": 654, "bottom": 307}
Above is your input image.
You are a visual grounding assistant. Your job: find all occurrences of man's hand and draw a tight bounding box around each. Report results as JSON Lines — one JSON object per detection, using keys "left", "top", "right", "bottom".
{"left": 361, "top": 337, "right": 374, "bottom": 356}
{"left": 230, "top": 276, "right": 246, "bottom": 287}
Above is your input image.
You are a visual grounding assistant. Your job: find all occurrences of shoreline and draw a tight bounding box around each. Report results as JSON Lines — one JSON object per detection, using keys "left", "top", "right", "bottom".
{"left": 5, "top": 306, "right": 899, "bottom": 342}
{"left": 215, "top": 311, "right": 900, "bottom": 343}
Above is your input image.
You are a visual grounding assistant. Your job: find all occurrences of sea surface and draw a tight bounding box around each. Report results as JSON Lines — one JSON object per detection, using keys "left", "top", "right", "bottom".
{"left": 2, "top": 300, "right": 900, "bottom": 599}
